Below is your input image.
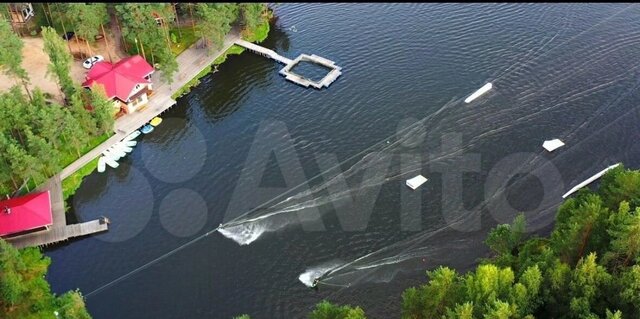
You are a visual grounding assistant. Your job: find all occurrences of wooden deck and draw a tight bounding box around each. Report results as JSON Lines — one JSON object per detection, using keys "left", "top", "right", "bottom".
{"left": 6, "top": 220, "right": 109, "bottom": 249}
{"left": 235, "top": 39, "right": 293, "bottom": 64}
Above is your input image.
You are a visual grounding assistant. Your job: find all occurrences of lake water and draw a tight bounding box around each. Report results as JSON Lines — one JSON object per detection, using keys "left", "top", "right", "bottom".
{"left": 45, "top": 3, "right": 640, "bottom": 318}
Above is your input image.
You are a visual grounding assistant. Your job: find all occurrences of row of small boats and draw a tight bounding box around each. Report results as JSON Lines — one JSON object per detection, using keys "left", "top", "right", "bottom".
{"left": 97, "top": 117, "right": 163, "bottom": 173}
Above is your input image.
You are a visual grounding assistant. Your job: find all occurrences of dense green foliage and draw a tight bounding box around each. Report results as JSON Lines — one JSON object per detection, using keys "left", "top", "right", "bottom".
{"left": 0, "top": 239, "right": 91, "bottom": 318}
{"left": 307, "top": 165, "right": 640, "bottom": 319}
{"left": 309, "top": 301, "right": 367, "bottom": 319}
{"left": 115, "top": 3, "right": 179, "bottom": 84}
{"left": 400, "top": 165, "right": 640, "bottom": 319}
{"left": 0, "top": 84, "right": 113, "bottom": 196}
{"left": 41, "top": 26, "right": 75, "bottom": 100}
{"left": 0, "top": 19, "right": 31, "bottom": 99}
{"left": 65, "top": 3, "right": 109, "bottom": 54}
{"left": 0, "top": 22, "right": 115, "bottom": 196}
{"left": 194, "top": 3, "right": 238, "bottom": 51}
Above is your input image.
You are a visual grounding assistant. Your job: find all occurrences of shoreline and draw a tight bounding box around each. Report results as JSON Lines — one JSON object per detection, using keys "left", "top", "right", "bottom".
{"left": 60, "top": 15, "right": 273, "bottom": 205}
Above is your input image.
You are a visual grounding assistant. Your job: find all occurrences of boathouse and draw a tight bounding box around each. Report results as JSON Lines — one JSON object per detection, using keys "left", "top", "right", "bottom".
{"left": 0, "top": 191, "right": 53, "bottom": 238}
{"left": 83, "top": 55, "right": 155, "bottom": 116}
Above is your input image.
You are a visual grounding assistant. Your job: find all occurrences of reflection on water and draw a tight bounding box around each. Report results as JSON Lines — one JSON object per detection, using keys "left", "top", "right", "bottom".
{"left": 43, "top": 3, "right": 640, "bottom": 319}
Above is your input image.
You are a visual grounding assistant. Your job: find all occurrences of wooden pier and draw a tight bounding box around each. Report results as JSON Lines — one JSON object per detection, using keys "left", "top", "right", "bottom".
{"left": 6, "top": 219, "right": 109, "bottom": 249}
{"left": 234, "top": 40, "right": 342, "bottom": 89}
{"left": 235, "top": 39, "right": 293, "bottom": 65}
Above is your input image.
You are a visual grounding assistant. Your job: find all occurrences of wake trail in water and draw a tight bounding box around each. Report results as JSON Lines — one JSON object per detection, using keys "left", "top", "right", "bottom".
{"left": 82, "top": 4, "right": 640, "bottom": 299}
{"left": 217, "top": 98, "right": 462, "bottom": 244}
{"left": 301, "top": 79, "right": 640, "bottom": 289}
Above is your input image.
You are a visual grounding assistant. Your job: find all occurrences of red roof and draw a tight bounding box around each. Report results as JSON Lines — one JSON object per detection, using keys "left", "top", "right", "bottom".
{"left": 0, "top": 191, "right": 53, "bottom": 237}
{"left": 82, "top": 55, "right": 154, "bottom": 102}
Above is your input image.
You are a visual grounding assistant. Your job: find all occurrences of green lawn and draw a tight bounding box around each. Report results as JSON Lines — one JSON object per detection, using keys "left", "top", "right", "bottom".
{"left": 61, "top": 156, "right": 100, "bottom": 201}
{"left": 59, "top": 133, "right": 111, "bottom": 201}
{"left": 241, "top": 20, "right": 270, "bottom": 44}
{"left": 59, "top": 133, "right": 112, "bottom": 168}
{"left": 169, "top": 26, "right": 198, "bottom": 56}
{"left": 123, "top": 26, "right": 198, "bottom": 59}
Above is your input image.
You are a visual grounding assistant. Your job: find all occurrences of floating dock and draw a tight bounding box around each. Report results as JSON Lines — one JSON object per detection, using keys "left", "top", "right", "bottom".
{"left": 406, "top": 175, "right": 428, "bottom": 190}
{"left": 234, "top": 39, "right": 342, "bottom": 89}
{"left": 543, "top": 139, "right": 565, "bottom": 152}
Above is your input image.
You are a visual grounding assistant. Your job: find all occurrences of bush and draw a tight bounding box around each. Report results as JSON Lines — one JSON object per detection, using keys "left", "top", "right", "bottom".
{"left": 171, "top": 32, "right": 177, "bottom": 44}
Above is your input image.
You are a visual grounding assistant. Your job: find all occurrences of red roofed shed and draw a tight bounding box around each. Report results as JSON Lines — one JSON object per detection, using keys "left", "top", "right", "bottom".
{"left": 0, "top": 191, "right": 53, "bottom": 237}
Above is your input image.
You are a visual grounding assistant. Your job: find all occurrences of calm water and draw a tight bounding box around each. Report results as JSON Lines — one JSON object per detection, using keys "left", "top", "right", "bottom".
{"left": 46, "top": 3, "right": 640, "bottom": 318}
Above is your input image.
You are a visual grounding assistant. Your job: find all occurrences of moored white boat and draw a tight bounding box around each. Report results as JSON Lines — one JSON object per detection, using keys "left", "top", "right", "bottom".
{"left": 113, "top": 143, "right": 133, "bottom": 153}
{"left": 123, "top": 140, "right": 137, "bottom": 147}
{"left": 562, "top": 163, "right": 621, "bottom": 198}
{"left": 102, "top": 149, "right": 121, "bottom": 161}
{"left": 108, "top": 147, "right": 127, "bottom": 158}
{"left": 104, "top": 156, "right": 120, "bottom": 169}
{"left": 124, "top": 130, "right": 142, "bottom": 141}
{"left": 97, "top": 157, "right": 106, "bottom": 173}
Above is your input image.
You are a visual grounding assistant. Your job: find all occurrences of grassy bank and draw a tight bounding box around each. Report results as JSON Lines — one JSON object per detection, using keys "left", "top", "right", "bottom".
{"left": 59, "top": 132, "right": 110, "bottom": 203}
{"left": 171, "top": 18, "right": 271, "bottom": 100}
{"left": 58, "top": 132, "right": 111, "bottom": 202}
{"left": 1, "top": 132, "right": 112, "bottom": 199}
{"left": 169, "top": 26, "right": 198, "bottom": 56}
{"left": 62, "top": 157, "right": 100, "bottom": 201}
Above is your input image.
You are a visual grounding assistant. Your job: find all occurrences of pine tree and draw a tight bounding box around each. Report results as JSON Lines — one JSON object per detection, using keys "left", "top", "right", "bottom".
{"left": 0, "top": 18, "right": 31, "bottom": 101}
{"left": 88, "top": 84, "right": 115, "bottom": 135}
{"left": 41, "top": 27, "right": 75, "bottom": 100}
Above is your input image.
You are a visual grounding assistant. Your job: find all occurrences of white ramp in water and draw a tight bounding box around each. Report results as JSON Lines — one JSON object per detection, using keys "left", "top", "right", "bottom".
{"left": 543, "top": 139, "right": 565, "bottom": 152}
{"left": 406, "top": 175, "right": 428, "bottom": 190}
{"left": 464, "top": 82, "right": 493, "bottom": 103}
{"left": 562, "top": 163, "right": 621, "bottom": 199}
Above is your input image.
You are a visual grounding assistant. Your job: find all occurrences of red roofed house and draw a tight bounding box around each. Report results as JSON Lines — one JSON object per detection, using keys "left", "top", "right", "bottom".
{"left": 0, "top": 191, "right": 53, "bottom": 238}
{"left": 82, "top": 55, "right": 155, "bottom": 116}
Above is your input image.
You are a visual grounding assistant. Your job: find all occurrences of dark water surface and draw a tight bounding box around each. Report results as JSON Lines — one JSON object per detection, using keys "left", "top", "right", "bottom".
{"left": 46, "top": 3, "right": 640, "bottom": 318}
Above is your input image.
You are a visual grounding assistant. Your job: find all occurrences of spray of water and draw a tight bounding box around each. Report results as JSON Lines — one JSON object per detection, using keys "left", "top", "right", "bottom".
{"left": 299, "top": 261, "right": 345, "bottom": 287}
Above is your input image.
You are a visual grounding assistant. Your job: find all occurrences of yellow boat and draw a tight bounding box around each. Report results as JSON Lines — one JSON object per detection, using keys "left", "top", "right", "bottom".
{"left": 150, "top": 117, "right": 163, "bottom": 127}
